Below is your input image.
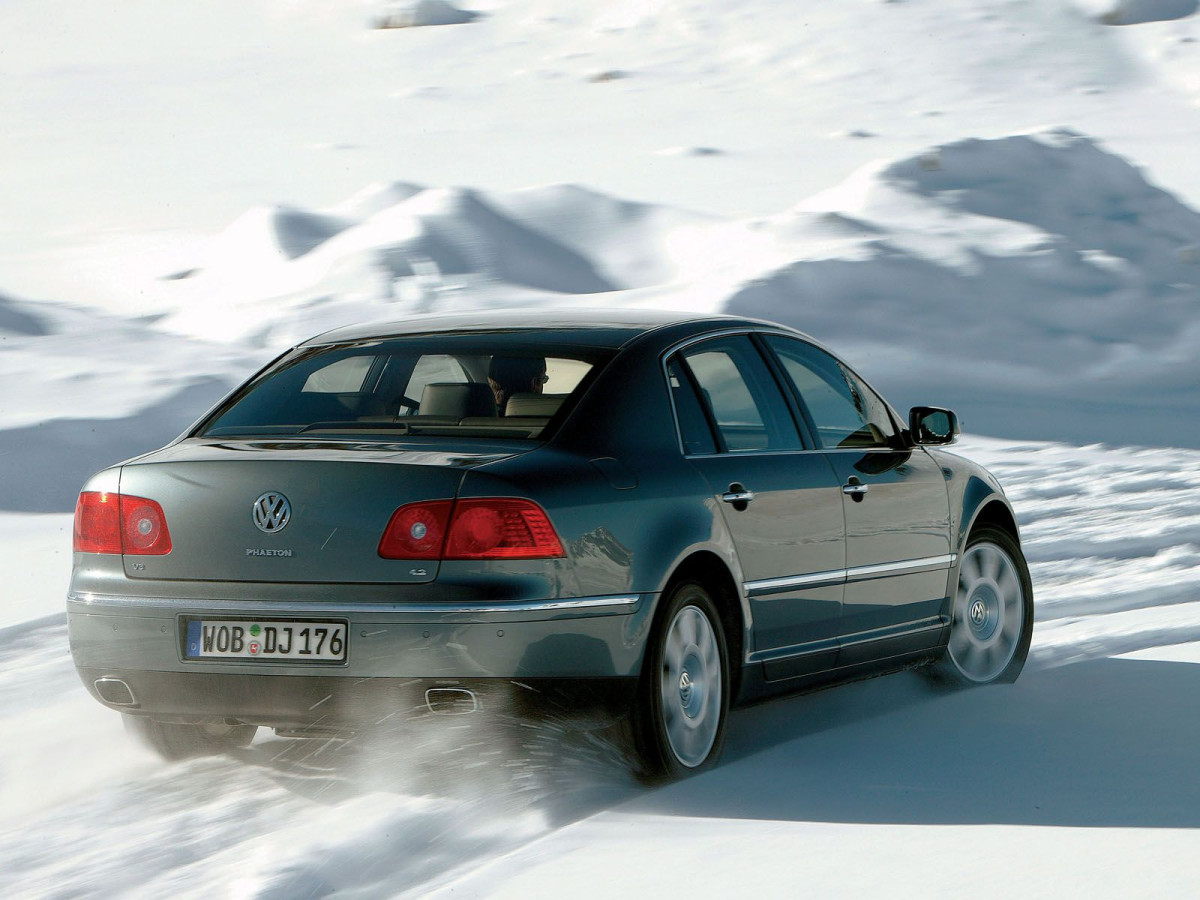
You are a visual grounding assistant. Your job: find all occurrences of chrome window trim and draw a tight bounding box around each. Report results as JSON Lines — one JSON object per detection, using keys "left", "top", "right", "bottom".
{"left": 745, "top": 553, "right": 957, "bottom": 598}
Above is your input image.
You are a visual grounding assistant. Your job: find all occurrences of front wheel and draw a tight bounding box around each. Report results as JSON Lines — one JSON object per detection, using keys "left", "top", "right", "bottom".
{"left": 931, "top": 525, "right": 1033, "bottom": 686}
{"left": 633, "top": 582, "right": 730, "bottom": 779}
{"left": 123, "top": 715, "right": 257, "bottom": 761}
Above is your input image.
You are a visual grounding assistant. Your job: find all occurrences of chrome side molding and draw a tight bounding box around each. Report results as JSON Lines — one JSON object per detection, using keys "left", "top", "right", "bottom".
{"left": 746, "top": 554, "right": 958, "bottom": 598}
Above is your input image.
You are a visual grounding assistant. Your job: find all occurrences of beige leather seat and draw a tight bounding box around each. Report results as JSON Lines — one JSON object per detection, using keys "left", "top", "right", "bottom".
{"left": 420, "top": 382, "right": 496, "bottom": 418}
{"left": 504, "top": 393, "right": 568, "bottom": 417}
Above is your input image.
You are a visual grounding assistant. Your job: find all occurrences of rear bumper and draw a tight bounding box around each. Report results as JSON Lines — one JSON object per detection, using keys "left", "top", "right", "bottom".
{"left": 68, "top": 592, "right": 652, "bottom": 720}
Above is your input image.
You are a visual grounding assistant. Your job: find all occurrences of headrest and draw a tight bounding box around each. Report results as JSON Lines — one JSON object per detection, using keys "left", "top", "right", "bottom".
{"left": 420, "top": 382, "right": 496, "bottom": 418}
{"left": 505, "top": 393, "right": 568, "bottom": 417}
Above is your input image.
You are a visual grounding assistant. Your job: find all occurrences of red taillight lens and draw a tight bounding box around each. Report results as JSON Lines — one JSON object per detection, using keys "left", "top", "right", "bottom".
{"left": 74, "top": 492, "right": 122, "bottom": 554}
{"left": 444, "top": 499, "right": 564, "bottom": 560}
{"left": 73, "top": 492, "right": 172, "bottom": 555}
{"left": 120, "top": 496, "right": 172, "bottom": 555}
{"left": 378, "top": 500, "right": 454, "bottom": 559}
{"left": 377, "top": 498, "right": 565, "bottom": 561}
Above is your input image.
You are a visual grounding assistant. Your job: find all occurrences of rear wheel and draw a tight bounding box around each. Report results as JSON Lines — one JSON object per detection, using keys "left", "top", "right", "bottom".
{"left": 633, "top": 582, "right": 730, "bottom": 779}
{"left": 123, "top": 715, "right": 257, "bottom": 761}
{"left": 931, "top": 525, "right": 1033, "bottom": 686}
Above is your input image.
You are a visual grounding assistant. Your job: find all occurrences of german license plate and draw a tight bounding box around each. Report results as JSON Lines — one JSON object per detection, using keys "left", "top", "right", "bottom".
{"left": 185, "top": 619, "right": 347, "bottom": 662}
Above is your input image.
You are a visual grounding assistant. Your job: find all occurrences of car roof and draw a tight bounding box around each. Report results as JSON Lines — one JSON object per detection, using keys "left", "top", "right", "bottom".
{"left": 301, "top": 307, "right": 794, "bottom": 349}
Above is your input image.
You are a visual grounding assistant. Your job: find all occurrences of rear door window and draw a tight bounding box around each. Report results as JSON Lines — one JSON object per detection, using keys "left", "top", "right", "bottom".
{"left": 667, "top": 358, "right": 718, "bottom": 455}
{"left": 676, "top": 336, "right": 801, "bottom": 452}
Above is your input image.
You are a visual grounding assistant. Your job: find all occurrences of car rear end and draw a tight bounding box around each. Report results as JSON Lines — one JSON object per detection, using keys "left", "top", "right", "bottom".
{"left": 67, "top": 327, "right": 653, "bottom": 732}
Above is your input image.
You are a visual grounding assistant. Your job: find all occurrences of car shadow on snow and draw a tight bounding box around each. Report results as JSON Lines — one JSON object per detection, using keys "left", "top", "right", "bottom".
{"left": 220, "top": 654, "right": 1200, "bottom": 832}
{"left": 630, "top": 656, "right": 1200, "bottom": 828}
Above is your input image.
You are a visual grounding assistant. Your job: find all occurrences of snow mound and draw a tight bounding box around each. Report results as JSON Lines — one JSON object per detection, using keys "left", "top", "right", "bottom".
{"left": 375, "top": 1, "right": 480, "bottom": 29}
{"left": 207, "top": 205, "right": 352, "bottom": 265}
{"left": 359, "top": 187, "right": 617, "bottom": 293}
{"left": 0, "top": 292, "right": 51, "bottom": 337}
{"left": 884, "top": 129, "right": 1200, "bottom": 278}
{"left": 0, "top": 296, "right": 257, "bottom": 510}
{"left": 0, "top": 377, "right": 232, "bottom": 513}
{"left": 1083, "top": 0, "right": 1200, "bottom": 25}
{"left": 491, "top": 183, "right": 720, "bottom": 289}
{"left": 727, "top": 130, "right": 1200, "bottom": 447}
{"left": 159, "top": 184, "right": 697, "bottom": 342}
{"left": 329, "top": 181, "right": 426, "bottom": 220}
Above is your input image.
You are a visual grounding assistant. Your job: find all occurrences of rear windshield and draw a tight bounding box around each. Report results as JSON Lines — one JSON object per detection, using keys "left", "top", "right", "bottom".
{"left": 199, "top": 336, "right": 612, "bottom": 441}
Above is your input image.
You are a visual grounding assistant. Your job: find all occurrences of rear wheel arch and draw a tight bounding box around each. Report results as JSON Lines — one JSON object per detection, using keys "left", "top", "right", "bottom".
{"left": 656, "top": 551, "right": 746, "bottom": 698}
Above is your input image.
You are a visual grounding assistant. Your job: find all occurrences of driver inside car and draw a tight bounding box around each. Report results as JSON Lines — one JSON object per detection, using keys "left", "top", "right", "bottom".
{"left": 486, "top": 356, "right": 548, "bottom": 414}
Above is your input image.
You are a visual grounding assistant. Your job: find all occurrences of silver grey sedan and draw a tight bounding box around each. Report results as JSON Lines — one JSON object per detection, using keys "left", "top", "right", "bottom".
{"left": 68, "top": 309, "right": 1032, "bottom": 777}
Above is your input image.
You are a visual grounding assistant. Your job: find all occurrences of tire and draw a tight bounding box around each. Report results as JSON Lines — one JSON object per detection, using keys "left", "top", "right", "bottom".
{"left": 632, "top": 582, "right": 730, "bottom": 779}
{"left": 123, "top": 715, "right": 257, "bottom": 761}
{"left": 930, "top": 525, "right": 1033, "bottom": 686}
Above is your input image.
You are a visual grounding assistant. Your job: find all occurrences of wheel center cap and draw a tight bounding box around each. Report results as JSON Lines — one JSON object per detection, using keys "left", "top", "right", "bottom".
{"left": 970, "top": 598, "right": 988, "bottom": 626}
{"left": 679, "top": 670, "right": 693, "bottom": 705}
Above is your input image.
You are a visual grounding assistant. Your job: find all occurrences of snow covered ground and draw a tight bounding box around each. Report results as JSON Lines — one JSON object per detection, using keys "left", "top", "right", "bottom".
{"left": 4, "top": 0, "right": 1200, "bottom": 895}
{"left": 2, "top": 437, "right": 1199, "bottom": 898}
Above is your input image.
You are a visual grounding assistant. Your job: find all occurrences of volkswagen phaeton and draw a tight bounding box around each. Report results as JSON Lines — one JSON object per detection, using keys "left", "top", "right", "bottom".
{"left": 68, "top": 309, "right": 1032, "bottom": 776}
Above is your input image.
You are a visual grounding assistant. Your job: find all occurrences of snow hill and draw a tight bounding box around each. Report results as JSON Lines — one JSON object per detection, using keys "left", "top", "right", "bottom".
{"left": 730, "top": 130, "right": 1200, "bottom": 447}
{"left": 11, "top": 130, "right": 1197, "bottom": 511}
{"left": 0, "top": 292, "right": 256, "bottom": 511}
{"left": 5, "top": 127, "right": 1200, "bottom": 512}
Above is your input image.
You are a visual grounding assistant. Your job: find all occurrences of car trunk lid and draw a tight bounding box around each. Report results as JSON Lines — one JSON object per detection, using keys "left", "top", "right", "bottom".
{"left": 115, "top": 438, "right": 526, "bottom": 583}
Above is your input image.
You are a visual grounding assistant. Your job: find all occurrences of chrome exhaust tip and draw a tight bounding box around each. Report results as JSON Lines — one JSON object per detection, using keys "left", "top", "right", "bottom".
{"left": 424, "top": 687, "right": 479, "bottom": 716}
{"left": 94, "top": 677, "right": 136, "bottom": 706}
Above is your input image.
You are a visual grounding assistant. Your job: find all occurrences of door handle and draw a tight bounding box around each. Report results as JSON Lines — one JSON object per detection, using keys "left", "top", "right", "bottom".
{"left": 721, "top": 484, "right": 756, "bottom": 505}
{"left": 842, "top": 477, "right": 868, "bottom": 501}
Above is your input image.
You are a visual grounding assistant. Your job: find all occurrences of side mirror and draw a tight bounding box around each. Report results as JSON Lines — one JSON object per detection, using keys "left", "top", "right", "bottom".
{"left": 909, "top": 406, "right": 959, "bottom": 445}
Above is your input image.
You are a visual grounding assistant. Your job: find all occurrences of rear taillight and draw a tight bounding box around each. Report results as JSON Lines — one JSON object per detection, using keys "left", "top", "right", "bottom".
{"left": 377, "top": 498, "right": 564, "bottom": 561}
{"left": 73, "top": 491, "right": 172, "bottom": 556}
{"left": 120, "top": 496, "right": 172, "bottom": 555}
{"left": 378, "top": 500, "right": 454, "bottom": 559}
{"left": 74, "top": 492, "right": 122, "bottom": 554}
{"left": 444, "top": 499, "right": 564, "bottom": 560}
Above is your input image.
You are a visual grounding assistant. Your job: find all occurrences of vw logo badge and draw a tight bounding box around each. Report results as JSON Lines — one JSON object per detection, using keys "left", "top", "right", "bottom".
{"left": 253, "top": 491, "right": 292, "bottom": 534}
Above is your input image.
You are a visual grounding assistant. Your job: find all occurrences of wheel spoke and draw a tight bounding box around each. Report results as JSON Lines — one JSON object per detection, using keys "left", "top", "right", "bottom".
{"left": 1001, "top": 600, "right": 1022, "bottom": 641}
{"left": 982, "top": 546, "right": 1002, "bottom": 582}
{"left": 997, "top": 564, "right": 1019, "bottom": 601}
{"left": 665, "top": 627, "right": 684, "bottom": 667}
{"left": 681, "top": 607, "right": 699, "bottom": 648}
{"left": 956, "top": 639, "right": 978, "bottom": 669}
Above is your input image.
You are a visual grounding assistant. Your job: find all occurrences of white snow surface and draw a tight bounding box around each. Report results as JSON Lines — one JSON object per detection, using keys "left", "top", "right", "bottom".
{"left": 4, "top": 0, "right": 1200, "bottom": 895}
{"left": 3, "top": 437, "right": 1200, "bottom": 898}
